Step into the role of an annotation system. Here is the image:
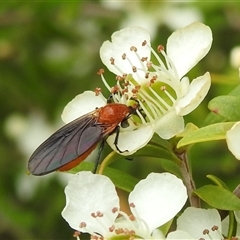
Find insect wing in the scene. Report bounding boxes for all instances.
[28,114,104,175]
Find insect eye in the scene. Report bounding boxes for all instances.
[121,120,130,128]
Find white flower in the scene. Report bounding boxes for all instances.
[62,22,212,156]
[167,207,224,240]
[226,122,240,160]
[62,171,187,239]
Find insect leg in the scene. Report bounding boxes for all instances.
[92,140,105,174]
[113,126,128,153]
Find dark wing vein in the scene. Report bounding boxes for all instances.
[28,114,104,175]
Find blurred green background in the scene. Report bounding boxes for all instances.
[1,1,240,239]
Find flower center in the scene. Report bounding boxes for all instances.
[97,40,185,126]
[77,205,154,240]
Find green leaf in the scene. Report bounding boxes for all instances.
[68,161,139,192]
[133,143,179,163]
[206,174,230,190]
[102,167,139,192]
[160,159,181,178]
[177,122,235,148]
[194,185,240,210]
[208,96,240,121]
[176,123,199,138]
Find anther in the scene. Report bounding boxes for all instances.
[142,40,147,46]
[73,231,80,238]
[109,225,115,232]
[94,87,102,96]
[211,225,218,231]
[129,230,135,236]
[122,73,127,79]
[203,229,210,235]
[160,86,166,91]
[123,80,130,87]
[97,68,104,75]
[141,57,148,62]
[132,66,137,72]
[146,61,152,69]
[112,207,118,213]
[96,211,103,217]
[122,88,128,94]
[129,202,136,208]
[115,228,124,234]
[157,45,164,52]
[129,214,135,221]
[145,72,150,79]
[91,213,97,218]
[79,222,87,228]
[110,57,115,65]
[116,75,123,81]
[130,46,137,52]
[132,85,141,94]
[111,85,119,94]
[122,53,126,60]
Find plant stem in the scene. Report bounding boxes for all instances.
[177,151,200,207]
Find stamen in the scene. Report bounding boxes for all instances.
[130,46,137,52]
[157,45,164,52]
[112,207,118,213]
[129,202,136,208]
[94,87,102,96]
[115,228,124,234]
[97,211,104,217]
[79,222,87,228]
[146,61,152,69]
[203,229,210,235]
[110,57,115,65]
[129,214,135,221]
[122,53,126,60]
[111,85,120,94]
[135,95,156,122]
[139,87,167,115]
[73,231,81,238]
[148,44,166,69]
[211,225,218,231]
[122,73,127,79]
[145,72,150,79]
[97,68,104,75]
[161,86,176,104]
[142,40,147,46]
[148,86,171,111]
[160,49,178,76]
[99,73,111,92]
[109,225,115,232]
[132,66,137,72]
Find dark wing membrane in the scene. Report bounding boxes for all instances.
[28,114,104,175]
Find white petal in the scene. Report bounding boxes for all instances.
[176,72,211,116]
[177,207,222,239]
[226,122,240,160]
[100,27,151,80]
[61,91,106,123]
[167,22,212,79]
[155,110,185,139]
[129,172,187,234]
[167,230,195,239]
[62,171,119,235]
[179,76,190,97]
[106,124,154,155]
